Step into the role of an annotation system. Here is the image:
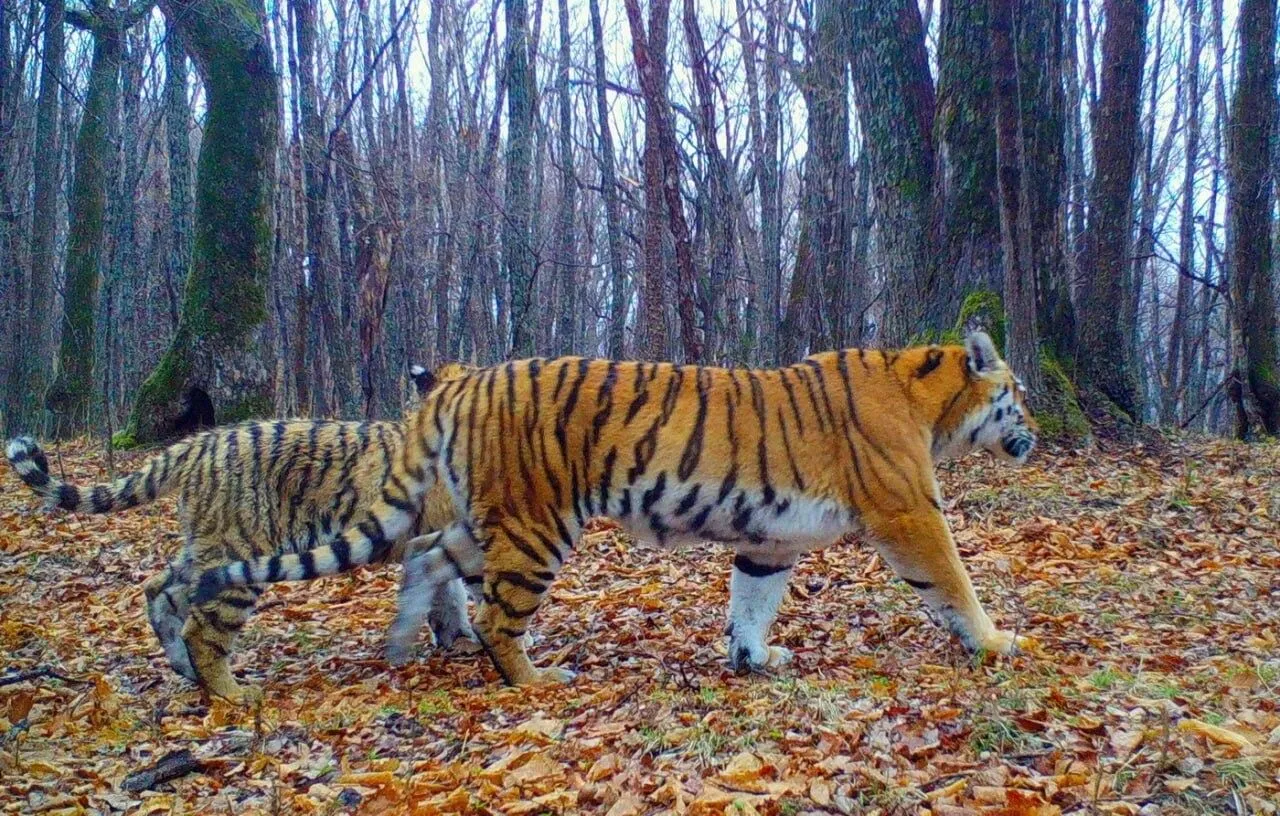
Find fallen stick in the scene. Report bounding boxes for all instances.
[0,667,88,687]
[121,749,206,792]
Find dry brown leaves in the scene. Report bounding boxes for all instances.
[1,436,1278,814]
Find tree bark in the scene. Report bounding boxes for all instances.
[785,0,854,361]
[125,0,279,443]
[588,0,628,359]
[991,0,1042,396]
[504,0,536,357]
[47,4,149,437]
[1163,0,1203,423]
[935,0,1001,306]
[1227,0,1279,436]
[553,0,577,356]
[848,0,940,345]
[1075,0,1147,420]
[625,0,669,362]
[7,1,63,436]
[163,24,192,332]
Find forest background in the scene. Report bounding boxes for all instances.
[0,0,1276,445]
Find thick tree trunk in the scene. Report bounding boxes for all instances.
[588,0,628,359]
[125,0,279,443]
[1075,0,1147,420]
[935,0,1001,305]
[7,2,63,436]
[991,0,1042,396]
[504,0,536,357]
[1227,0,1280,436]
[48,6,147,437]
[848,0,941,345]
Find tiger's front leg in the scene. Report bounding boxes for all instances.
[726,552,797,673]
[865,506,1019,656]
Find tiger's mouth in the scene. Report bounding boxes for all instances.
[1001,433,1036,463]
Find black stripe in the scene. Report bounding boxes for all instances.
[640,471,667,513]
[678,368,709,481]
[733,554,789,578]
[915,348,944,379]
[675,484,701,515]
[903,577,935,590]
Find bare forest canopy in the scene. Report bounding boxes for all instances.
[0,0,1277,442]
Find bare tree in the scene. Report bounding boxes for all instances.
[587,0,627,359]
[848,0,941,345]
[1075,0,1147,419]
[504,0,536,356]
[1226,0,1279,436]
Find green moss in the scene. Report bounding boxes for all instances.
[221,394,273,423]
[111,430,138,449]
[956,289,1006,353]
[1035,350,1090,441]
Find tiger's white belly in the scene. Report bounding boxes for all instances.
[612,480,855,554]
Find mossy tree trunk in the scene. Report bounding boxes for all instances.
[1226,0,1279,437]
[123,0,279,444]
[1075,0,1147,421]
[46,2,151,439]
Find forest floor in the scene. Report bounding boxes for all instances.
[1,436,1278,815]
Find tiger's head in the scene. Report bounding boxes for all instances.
[932,331,1038,464]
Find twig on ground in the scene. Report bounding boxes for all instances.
[0,666,89,687]
[120,749,206,792]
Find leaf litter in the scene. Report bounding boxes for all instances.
[0,437,1277,814]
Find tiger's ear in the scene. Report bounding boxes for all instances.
[965,331,1001,375]
[409,364,436,397]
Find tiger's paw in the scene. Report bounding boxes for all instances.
[728,642,793,675]
[386,639,416,668]
[531,666,577,686]
[976,629,1021,657]
[209,679,263,707]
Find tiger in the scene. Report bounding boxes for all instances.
[192,331,1037,689]
[5,363,479,704]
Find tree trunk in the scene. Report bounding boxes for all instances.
[504,0,536,357]
[625,0,669,362]
[848,0,940,345]
[683,0,736,364]
[1075,0,1147,420]
[1227,0,1279,436]
[47,6,148,437]
[1163,0,1203,423]
[163,24,192,332]
[991,0,1042,396]
[7,1,63,436]
[125,0,279,443]
[553,0,577,356]
[785,0,854,361]
[588,0,627,359]
[935,0,1001,306]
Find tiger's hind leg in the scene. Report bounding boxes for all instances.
[181,534,264,704]
[386,525,484,665]
[471,518,576,686]
[143,552,198,681]
[726,552,797,674]
[865,506,1018,656]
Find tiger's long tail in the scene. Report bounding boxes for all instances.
[190,411,442,603]
[5,435,193,513]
